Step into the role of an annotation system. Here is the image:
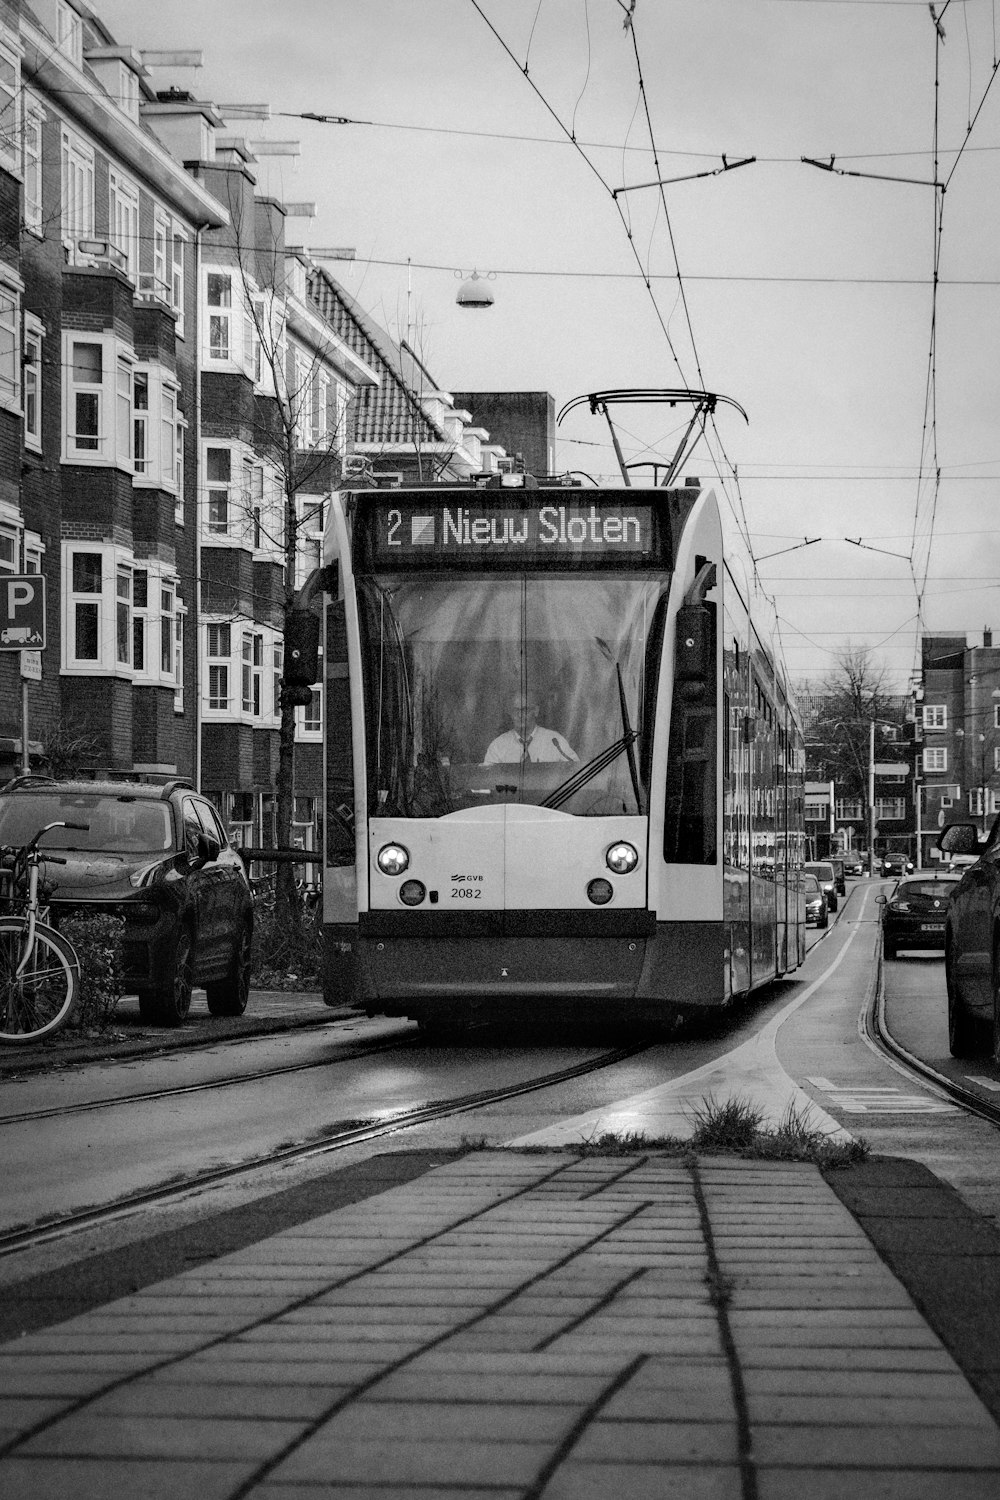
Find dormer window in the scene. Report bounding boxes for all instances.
[118,62,140,122]
[56,1,82,68]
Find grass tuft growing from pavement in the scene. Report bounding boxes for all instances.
[500,1094,869,1169]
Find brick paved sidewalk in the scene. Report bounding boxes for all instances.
[2,1152,1000,1499]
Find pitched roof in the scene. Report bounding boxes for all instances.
[308,270,452,453]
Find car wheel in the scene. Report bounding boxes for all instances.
[138,926,194,1027]
[206,919,252,1017]
[947,936,981,1058]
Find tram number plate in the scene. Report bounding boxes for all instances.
[920,923,945,931]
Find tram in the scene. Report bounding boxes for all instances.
[317,401,806,1032]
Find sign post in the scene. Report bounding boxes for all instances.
[0,575,46,775]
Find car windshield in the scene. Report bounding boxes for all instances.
[0,793,173,853]
[897,879,958,899]
[805,864,833,880]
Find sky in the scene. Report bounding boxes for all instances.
[94,0,1000,693]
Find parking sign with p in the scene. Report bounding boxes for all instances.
[0,574,45,649]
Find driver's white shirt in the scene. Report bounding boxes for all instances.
[483,726,577,765]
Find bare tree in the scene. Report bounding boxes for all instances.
[804,644,902,827]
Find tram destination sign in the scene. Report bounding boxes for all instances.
[359,495,663,570]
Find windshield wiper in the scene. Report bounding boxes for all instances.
[542,664,643,813]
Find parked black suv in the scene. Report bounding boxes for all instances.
[0,777,253,1026]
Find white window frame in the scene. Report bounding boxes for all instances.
[205,621,232,713]
[174,603,186,713]
[205,267,239,365]
[61,542,138,677]
[23,315,42,452]
[0,36,21,178]
[836,798,863,821]
[117,61,140,122]
[0,277,20,414]
[22,95,44,234]
[109,169,140,282]
[56,2,83,68]
[923,747,948,773]
[61,129,94,257]
[63,333,135,470]
[296,686,323,741]
[171,229,186,339]
[922,704,947,730]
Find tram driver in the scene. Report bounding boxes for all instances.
[483,689,578,765]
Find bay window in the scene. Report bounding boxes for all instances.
[109,170,140,281]
[207,271,233,361]
[0,38,20,177]
[207,623,231,711]
[61,129,94,254]
[64,335,136,469]
[0,279,20,412]
[23,98,43,233]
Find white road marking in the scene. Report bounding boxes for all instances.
[966,1076,1000,1092]
[509,923,863,1147]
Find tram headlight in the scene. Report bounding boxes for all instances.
[587,878,614,906]
[399,879,426,906]
[606,841,638,875]
[377,843,410,877]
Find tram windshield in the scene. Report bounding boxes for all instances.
[357,572,667,819]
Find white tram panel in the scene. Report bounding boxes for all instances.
[369,805,648,911]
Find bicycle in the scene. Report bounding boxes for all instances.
[0,821,87,1043]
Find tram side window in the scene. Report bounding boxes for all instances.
[664,601,718,864]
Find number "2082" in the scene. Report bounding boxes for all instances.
[450,887,481,899]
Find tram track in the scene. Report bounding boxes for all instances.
[0,1027,418,1126]
[865,945,1000,1130]
[0,1042,649,1259]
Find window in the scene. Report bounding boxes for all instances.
[132,567,147,672]
[207,623,231,711]
[207,271,233,361]
[875,798,905,822]
[23,320,42,451]
[109,171,140,281]
[206,447,232,534]
[0,516,42,577]
[922,704,947,730]
[116,355,132,467]
[56,2,83,67]
[995,746,1000,774]
[298,686,322,738]
[242,630,262,715]
[0,39,20,176]
[968,788,1000,816]
[175,421,186,525]
[174,606,185,712]
[115,565,132,667]
[836,798,863,821]
[160,382,177,488]
[923,747,948,773]
[69,341,102,453]
[23,99,43,233]
[0,282,19,411]
[61,130,94,253]
[67,550,102,663]
[804,800,826,822]
[160,582,175,675]
[118,62,140,121]
[133,371,149,474]
[272,640,283,721]
[151,211,169,302]
[171,230,186,338]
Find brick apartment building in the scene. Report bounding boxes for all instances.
[0,0,525,866]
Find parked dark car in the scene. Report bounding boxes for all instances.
[829,857,847,896]
[803,861,838,913]
[841,851,864,877]
[938,821,1000,1059]
[0,777,252,1026]
[800,873,828,928]
[880,851,913,878]
[877,874,958,960]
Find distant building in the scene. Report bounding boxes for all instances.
[451,392,556,479]
[918,629,1000,861]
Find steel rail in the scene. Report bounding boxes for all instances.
[0,1043,648,1259]
[0,1027,417,1126]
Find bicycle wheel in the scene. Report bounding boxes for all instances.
[0,917,79,1043]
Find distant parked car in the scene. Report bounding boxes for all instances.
[841,851,864,877]
[880,851,913,878]
[938,822,1000,1058]
[800,873,828,928]
[0,776,253,1027]
[803,861,838,912]
[877,874,958,961]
